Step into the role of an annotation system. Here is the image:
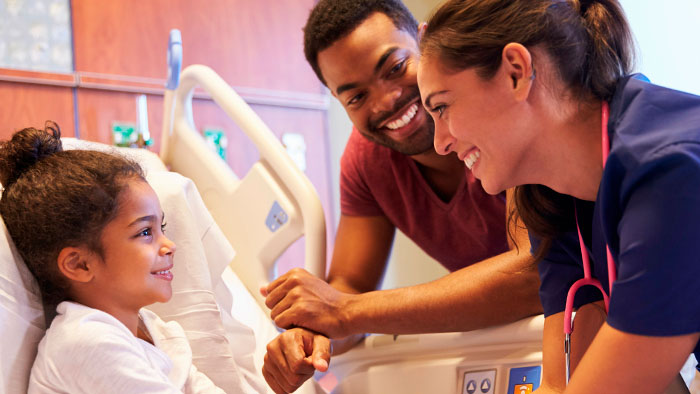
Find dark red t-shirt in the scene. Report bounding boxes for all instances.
[340,129,509,272]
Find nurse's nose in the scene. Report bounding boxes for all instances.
[371,83,402,114]
[434,123,457,156]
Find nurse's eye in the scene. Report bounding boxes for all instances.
[431,104,446,118]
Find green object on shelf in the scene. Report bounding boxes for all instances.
[203,128,227,160]
[112,122,153,148]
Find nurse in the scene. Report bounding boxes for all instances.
[417,0,700,393]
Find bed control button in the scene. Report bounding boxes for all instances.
[462,369,495,394]
[480,378,491,393]
[466,380,477,394]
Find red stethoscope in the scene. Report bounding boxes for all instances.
[564,101,616,384]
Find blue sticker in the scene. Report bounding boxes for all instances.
[265,201,288,232]
[507,365,541,394]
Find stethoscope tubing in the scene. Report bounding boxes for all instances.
[564,101,616,384]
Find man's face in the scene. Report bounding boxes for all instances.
[317,12,434,156]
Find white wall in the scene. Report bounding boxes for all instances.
[621,0,700,96]
[325,0,700,290]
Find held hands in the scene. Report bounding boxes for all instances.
[262,328,331,394]
[261,268,352,338]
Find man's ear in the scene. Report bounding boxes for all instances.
[57,246,95,283]
[417,22,428,41]
[502,43,534,101]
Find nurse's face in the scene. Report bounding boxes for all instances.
[317,12,434,156]
[417,56,532,194]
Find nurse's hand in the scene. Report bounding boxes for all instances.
[261,268,353,338]
[262,328,330,394]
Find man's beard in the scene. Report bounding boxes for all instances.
[363,88,435,156]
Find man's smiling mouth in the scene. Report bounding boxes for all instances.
[384,103,419,130]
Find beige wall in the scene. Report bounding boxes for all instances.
[402,0,442,21]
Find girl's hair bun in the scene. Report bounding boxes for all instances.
[0,121,63,189]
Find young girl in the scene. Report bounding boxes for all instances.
[418,0,700,393]
[0,123,225,393]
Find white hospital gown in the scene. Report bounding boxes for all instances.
[28,301,225,393]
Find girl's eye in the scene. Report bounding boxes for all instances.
[161,222,167,234]
[138,228,153,237]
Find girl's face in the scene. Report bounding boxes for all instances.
[89,179,176,315]
[417,56,533,195]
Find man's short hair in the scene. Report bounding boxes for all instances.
[304,0,418,86]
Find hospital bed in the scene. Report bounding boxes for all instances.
[3,30,693,394]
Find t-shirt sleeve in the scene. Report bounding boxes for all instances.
[339,133,385,216]
[607,144,700,336]
[534,234,605,317]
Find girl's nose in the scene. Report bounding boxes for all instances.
[160,237,176,256]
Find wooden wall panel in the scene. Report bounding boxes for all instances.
[71,0,322,94]
[0,82,75,140]
[76,89,164,147]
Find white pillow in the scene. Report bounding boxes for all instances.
[0,217,45,394]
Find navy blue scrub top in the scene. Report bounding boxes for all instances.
[532,75,700,362]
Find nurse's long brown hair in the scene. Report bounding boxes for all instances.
[421,0,634,259]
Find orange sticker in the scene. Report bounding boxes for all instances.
[513,384,533,394]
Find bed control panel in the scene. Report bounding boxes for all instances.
[458,365,541,394]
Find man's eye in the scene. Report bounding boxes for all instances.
[348,93,365,105]
[389,60,406,75]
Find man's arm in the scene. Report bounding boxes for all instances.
[326,214,396,294]
[261,214,396,392]
[264,191,542,338]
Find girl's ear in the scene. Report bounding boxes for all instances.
[502,43,535,102]
[57,246,95,283]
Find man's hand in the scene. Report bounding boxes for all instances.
[261,268,353,338]
[262,328,331,394]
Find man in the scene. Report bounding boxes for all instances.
[260,1,542,392]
